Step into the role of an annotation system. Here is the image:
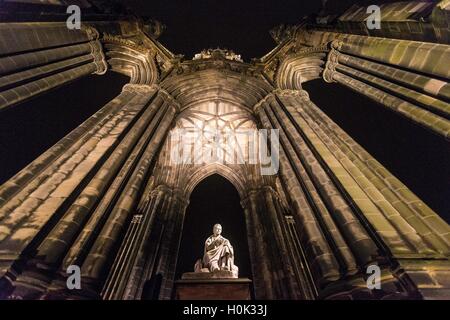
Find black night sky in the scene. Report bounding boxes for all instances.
[122,0,322,60]
[0,1,449,280]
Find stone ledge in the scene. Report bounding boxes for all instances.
[182,270,236,280]
[174,278,252,300]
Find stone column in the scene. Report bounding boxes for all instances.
[101,183,188,301]
[285,91,450,256]
[69,91,177,299]
[322,41,450,140]
[0,86,148,290]
[116,184,174,300]
[257,88,450,298]
[0,84,178,299]
[303,31,450,79]
[241,186,302,299]
[153,189,188,300]
[283,215,318,299]
[254,94,361,291]
[335,52,450,103]
[0,24,107,111]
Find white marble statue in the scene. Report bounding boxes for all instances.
[194,224,238,278]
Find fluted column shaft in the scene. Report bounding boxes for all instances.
[122,186,173,300]
[0,84,178,299]
[77,94,177,297]
[241,187,293,299]
[241,186,303,299]
[255,88,450,298]
[0,23,107,111]
[329,71,450,139]
[156,191,188,300]
[0,87,145,281]
[322,42,450,139]
[336,52,450,103]
[255,96,360,288]
[305,31,450,79]
[34,88,163,268]
[288,92,450,255]
[242,200,273,299]
[102,182,188,301]
[102,184,174,300]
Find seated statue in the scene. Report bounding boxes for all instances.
[193,224,238,278]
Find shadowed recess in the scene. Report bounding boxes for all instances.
[175,174,252,280]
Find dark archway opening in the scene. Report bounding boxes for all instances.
[303,79,450,223]
[175,174,252,281]
[0,72,129,185]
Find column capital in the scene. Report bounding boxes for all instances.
[329,40,344,51]
[158,88,181,113]
[81,25,101,41]
[253,93,275,114]
[89,41,108,75]
[323,42,341,83]
[149,184,188,205]
[122,83,159,94]
[273,88,310,100]
[240,185,279,207]
[253,89,310,114]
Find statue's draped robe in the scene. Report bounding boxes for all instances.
[203,235,234,271]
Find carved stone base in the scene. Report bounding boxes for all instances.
[182,270,236,280]
[174,278,252,300]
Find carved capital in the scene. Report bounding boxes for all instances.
[330,40,344,51]
[81,25,100,41]
[148,184,187,205]
[89,41,108,75]
[241,185,279,208]
[322,43,341,83]
[150,184,173,198]
[122,83,159,94]
[102,33,153,55]
[253,93,275,114]
[274,88,310,100]
[171,187,189,206]
[131,215,143,224]
[158,88,181,114]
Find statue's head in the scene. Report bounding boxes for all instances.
[213,224,222,236]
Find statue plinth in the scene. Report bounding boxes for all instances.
[182,270,235,280]
[174,278,252,300]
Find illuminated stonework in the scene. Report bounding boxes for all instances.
[170,101,257,165]
[0,0,449,301]
[193,48,243,62]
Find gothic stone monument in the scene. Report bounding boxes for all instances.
[0,0,450,300]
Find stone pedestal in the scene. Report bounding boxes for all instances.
[174,278,252,300]
[182,270,236,280]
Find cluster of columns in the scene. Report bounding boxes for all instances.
[321,36,450,140]
[253,88,450,299]
[0,78,179,298]
[241,186,311,299]
[0,18,183,299]
[0,23,107,112]
[102,183,188,300]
